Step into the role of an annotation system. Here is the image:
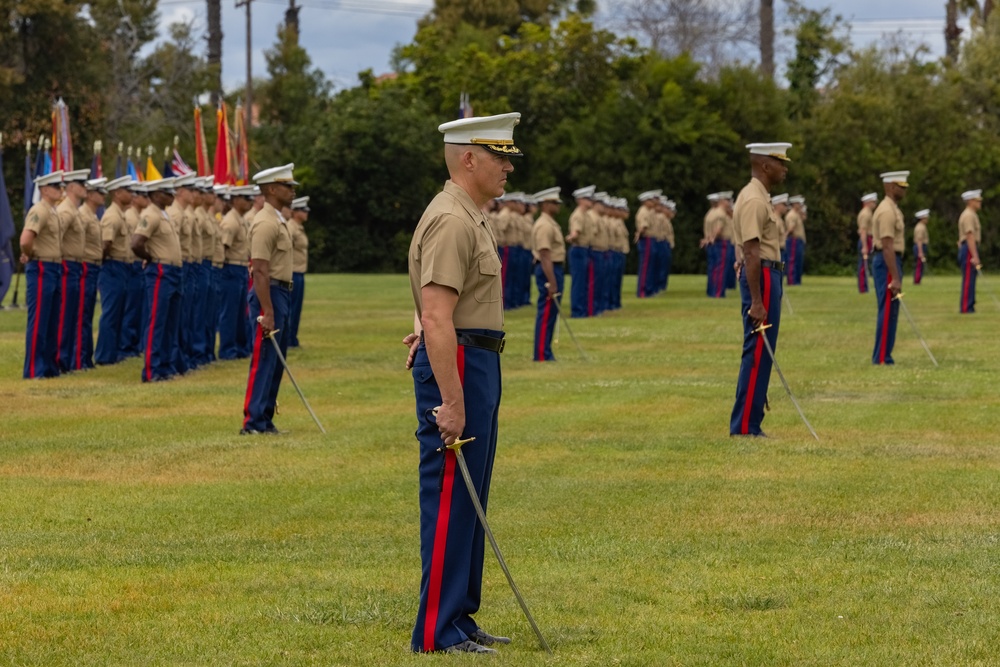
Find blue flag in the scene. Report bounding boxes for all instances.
[0,148,16,303]
[24,147,35,211]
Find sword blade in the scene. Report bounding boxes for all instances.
[548,296,588,361]
[450,446,553,654]
[897,299,938,367]
[759,332,819,441]
[266,334,327,433]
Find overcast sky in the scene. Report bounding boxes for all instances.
[153,0,967,93]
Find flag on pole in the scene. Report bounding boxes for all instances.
[126,146,141,181]
[213,100,233,185]
[145,146,163,181]
[170,136,193,176]
[115,142,123,179]
[162,146,175,178]
[0,142,17,304]
[194,105,211,177]
[90,140,103,178]
[458,92,473,119]
[232,101,250,185]
[51,99,73,172]
[24,140,35,210]
[32,137,49,205]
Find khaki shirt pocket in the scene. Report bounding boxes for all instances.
[276,231,292,252]
[474,255,502,303]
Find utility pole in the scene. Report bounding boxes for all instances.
[285,0,300,43]
[235,0,253,129]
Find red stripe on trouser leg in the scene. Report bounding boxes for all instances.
[639,240,649,296]
[879,277,891,363]
[144,265,163,381]
[587,262,594,316]
[422,344,466,651]
[75,264,87,370]
[538,299,551,360]
[57,262,68,367]
[962,253,972,312]
[243,314,266,428]
[29,263,45,378]
[741,268,772,434]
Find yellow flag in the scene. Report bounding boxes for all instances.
[146,157,163,181]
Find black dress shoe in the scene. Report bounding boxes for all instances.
[239,428,263,436]
[442,640,497,655]
[471,628,511,646]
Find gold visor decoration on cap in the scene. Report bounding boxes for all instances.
[470,138,523,156]
[769,152,791,162]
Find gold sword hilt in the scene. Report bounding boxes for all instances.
[256,315,280,338]
[893,292,904,301]
[752,323,773,334]
[431,407,476,451]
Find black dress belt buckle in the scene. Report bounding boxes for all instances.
[269,278,293,291]
[456,332,505,354]
[761,259,785,272]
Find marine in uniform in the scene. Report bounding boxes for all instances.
[857,192,878,293]
[208,180,229,357]
[402,112,519,655]
[219,186,253,360]
[531,187,565,360]
[20,171,65,379]
[957,189,982,313]
[659,196,676,292]
[871,171,908,365]
[589,193,610,314]
[131,178,184,382]
[195,176,219,365]
[78,177,107,370]
[120,185,149,359]
[56,169,91,372]
[913,209,929,284]
[703,193,728,297]
[611,198,629,308]
[288,196,310,347]
[785,195,806,285]
[634,190,661,298]
[242,164,297,435]
[566,186,595,316]
[730,143,791,437]
[170,174,199,372]
[95,176,136,365]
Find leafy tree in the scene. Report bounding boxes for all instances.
[784,0,848,119]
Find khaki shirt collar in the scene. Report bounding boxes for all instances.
[443,180,488,227]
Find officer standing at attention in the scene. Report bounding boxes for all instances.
[20,171,65,379]
[195,177,218,365]
[120,184,149,359]
[590,193,610,315]
[957,189,982,313]
[219,187,253,360]
[56,169,91,373]
[95,176,135,365]
[242,164,297,435]
[530,187,565,361]
[785,195,806,285]
[131,178,183,382]
[857,192,878,293]
[170,173,199,372]
[78,177,107,370]
[913,209,929,284]
[566,185,595,317]
[730,142,791,437]
[401,112,519,655]
[288,196,310,348]
[634,190,661,298]
[871,171,908,365]
[659,196,676,292]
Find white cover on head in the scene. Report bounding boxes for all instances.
[85,177,108,192]
[746,142,792,161]
[638,189,662,202]
[253,163,298,185]
[880,171,909,185]
[105,176,135,191]
[63,169,92,183]
[915,209,929,219]
[145,178,176,192]
[35,171,64,187]
[291,196,310,210]
[572,185,596,199]
[533,187,561,203]
[173,173,198,188]
[771,193,789,205]
[861,192,878,203]
[718,191,733,200]
[438,112,522,156]
[707,193,720,202]
[962,189,982,201]
[789,195,805,204]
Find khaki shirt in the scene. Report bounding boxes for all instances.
[720,212,735,242]
[126,206,142,261]
[79,204,103,264]
[635,205,654,236]
[136,203,183,266]
[663,215,675,248]
[289,218,309,273]
[591,215,610,251]
[617,218,631,252]
[221,209,250,264]
[249,203,294,283]
[857,207,873,236]
[409,180,503,331]
[531,212,566,263]
[733,178,781,262]
[495,208,515,247]
[101,202,131,261]
[777,214,788,245]
[913,221,929,245]
[24,202,62,260]
[213,214,226,265]
[568,206,591,247]
[958,207,981,243]
[872,197,904,253]
[786,209,806,241]
[197,207,216,260]
[167,203,192,262]
[57,197,87,261]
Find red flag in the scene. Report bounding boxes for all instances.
[213,101,233,185]
[233,102,250,185]
[194,106,210,177]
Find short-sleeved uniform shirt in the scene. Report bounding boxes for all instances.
[249,203,294,283]
[531,212,566,263]
[136,203,183,266]
[872,197,904,253]
[720,211,735,242]
[786,208,806,241]
[591,215,610,251]
[197,207,216,260]
[494,207,515,247]
[125,206,143,261]
[167,202,192,262]
[732,178,781,262]
[568,206,591,247]
[662,213,675,247]
[79,204,103,264]
[58,197,87,261]
[24,202,62,260]
[101,202,131,261]
[289,218,309,273]
[958,207,981,244]
[635,205,653,237]
[408,180,504,331]
[212,213,226,265]
[857,206,874,237]
[221,209,250,263]
[913,221,929,246]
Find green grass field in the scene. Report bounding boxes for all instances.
[1,273,999,666]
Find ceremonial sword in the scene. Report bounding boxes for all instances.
[893,294,938,367]
[753,324,819,441]
[258,317,327,433]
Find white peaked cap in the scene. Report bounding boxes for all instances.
[291,196,310,210]
[789,195,805,204]
[707,193,720,202]
[573,185,596,199]
[861,192,878,203]
[915,209,930,218]
[638,189,662,202]
[880,171,910,186]
[746,142,792,161]
[771,193,789,205]
[231,185,256,197]
[105,176,135,191]
[533,187,561,203]
[593,191,608,204]
[253,163,299,186]
[131,182,152,194]
[438,112,522,157]
[718,191,734,200]
[200,176,216,190]
[34,171,63,187]
[85,177,108,192]
[214,185,232,198]
[63,169,92,183]
[962,189,982,201]
[145,178,176,192]
[665,199,677,211]
[173,173,198,188]
[252,185,262,196]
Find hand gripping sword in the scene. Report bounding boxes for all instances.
[432,410,553,653]
[975,266,1000,312]
[257,317,327,433]
[544,283,588,361]
[753,324,819,441]
[893,294,938,367]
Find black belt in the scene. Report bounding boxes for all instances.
[270,278,293,291]
[457,332,505,354]
[761,259,784,272]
